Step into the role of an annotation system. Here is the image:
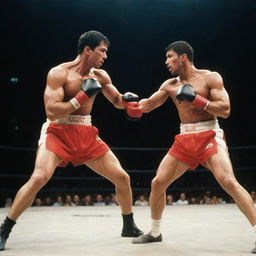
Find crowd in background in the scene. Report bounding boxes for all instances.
[2,190,256,208]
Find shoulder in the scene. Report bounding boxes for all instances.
[46,65,69,87]
[160,77,178,90]
[91,68,110,79]
[47,65,68,81]
[91,68,111,84]
[202,70,222,80]
[203,70,224,88]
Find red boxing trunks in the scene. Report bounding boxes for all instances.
[168,119,227,170]
[38,115,110,167]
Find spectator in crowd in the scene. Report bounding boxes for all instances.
[166,194,174,205]
[134,195,149,206]
[0,191,234,208]
[210,196,220,204]
[52,196,63,207]
[33,198,43,207]
[189,197,198,205]
[4,198,13,208]
[109,193,119,206]
[4,197,12,208]
[218,197,226,204]
[63,194,73,206]
[199,194,211,205]
[93,194,106,206]
[104,195,111,205]
[175,193,188,205]
[44,196,53,206]
[81,195,93,206]
[72,194,81,206]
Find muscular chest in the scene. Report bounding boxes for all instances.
[63,82,81,101]
[168,77,209,100]
[63,72,97,100]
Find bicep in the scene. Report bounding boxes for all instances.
[208,73,230,104]
[206,72,231,118]
[210,87,230,104]
[44,85,65,107]
[44,69,66,108]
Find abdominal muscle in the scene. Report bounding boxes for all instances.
[176,102,215,124]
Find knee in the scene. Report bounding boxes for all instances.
[114,172,130,187]
[151,177,166,192]
[29,169,51,189]
[220,176,239,192]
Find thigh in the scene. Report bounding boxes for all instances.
[32,142,62,177]
[85,151,126,182]
[205,145,235,181]
[154,154,189,187]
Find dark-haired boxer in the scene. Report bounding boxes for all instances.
[0,30,143,251]
[131,41,256,254]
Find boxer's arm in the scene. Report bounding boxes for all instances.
[44,68,77,121]
[93,69,143,120]
[103,82,125,109]
[140,82,169,113]
[204,72,230,119]
[92,69,125,108]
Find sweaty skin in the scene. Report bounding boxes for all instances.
[140,50,230,123]
[7,41,134,221]
[44,42,125,122]
[0,33,143,253]
[135,48,256,233]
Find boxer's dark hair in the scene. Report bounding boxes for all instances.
[78,30,110,54]
[166,41,194,62]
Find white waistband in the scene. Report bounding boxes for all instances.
[52,115,92,125]
[180,119,219,134]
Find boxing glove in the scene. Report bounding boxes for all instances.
[122,92,143,121]
[176,84,209,110]
[70,78,102,109]
[122,92,139,103]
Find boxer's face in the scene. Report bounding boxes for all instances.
[89,41,108,68]
[165,50,183,75]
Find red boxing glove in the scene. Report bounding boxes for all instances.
[176,84,209,110]
[192,95,209,110]
[69,78,102,110]
[125,102,143,121]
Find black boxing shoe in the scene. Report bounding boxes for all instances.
[0,217,16,251]
[121,222,144,237]
[132,233,162,244]
[121,213,143,237]
[0,234,7,251]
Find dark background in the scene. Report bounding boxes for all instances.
[0,0,256,203]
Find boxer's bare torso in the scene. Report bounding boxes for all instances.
[162,69,216,123]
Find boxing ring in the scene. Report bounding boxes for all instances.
[0,145,256,255]
[0,204,254,256]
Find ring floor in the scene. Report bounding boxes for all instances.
[0,204,255,256]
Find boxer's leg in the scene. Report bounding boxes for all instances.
[132,154,188,244]
[86,150,143,237]
[205,146,256,253]
[0,143,61,251]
